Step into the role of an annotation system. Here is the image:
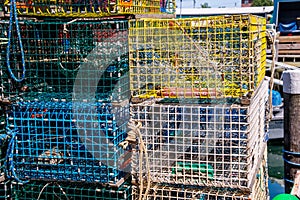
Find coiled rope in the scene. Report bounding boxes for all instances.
[5,128,29,184]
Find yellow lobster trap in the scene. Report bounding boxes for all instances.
[4,0,176,17]
[129,14,267,99]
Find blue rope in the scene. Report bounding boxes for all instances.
[284,178,294,184]
[283,156,300,167]
[6,0,26,82]
[5,128,29,184]
[283,149,300,167]
[283,149,300,156]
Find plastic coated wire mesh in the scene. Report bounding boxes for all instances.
[11,181,132,199]
[6,99,131,184]
[0,181,12,200]
[0,19,130,103]
[132,150,269,200]
[0,104,8,182]
[132,185,259,200]
[4,0,176,17]
[131,80,268,189]
[128,15,266,99]
[0,133,9,183]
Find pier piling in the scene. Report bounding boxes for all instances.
[283,70,300,193]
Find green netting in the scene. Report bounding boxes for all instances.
[1,19,130,103]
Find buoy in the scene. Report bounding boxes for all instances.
[272,194,299,200]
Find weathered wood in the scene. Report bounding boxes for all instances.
[291,170,300,198]
[134,14,176,19]
[278,43,300,49]
[277,36,300,59]
[278,50,300,54]
[283,70,300,194]
[279,36,300,43]
[278,54,300,58]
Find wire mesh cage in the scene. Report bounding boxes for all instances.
[6,99,131,184]
[0,104,9,182]
[132,185,263,200]
[129,15,267,100]
[131,80,268,189]
[132,152,269,200]
[0,181,12,200]
[11,180,132,199]
[4,0,176,18]
[0,132,9,183]
[0,19,130,103]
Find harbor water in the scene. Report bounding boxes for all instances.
[268,139,285,199]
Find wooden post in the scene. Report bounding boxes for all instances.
[283,70,300,193]
[291,170,300,198]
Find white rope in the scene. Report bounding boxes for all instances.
[266,28,278,121]
[119,106,151,200]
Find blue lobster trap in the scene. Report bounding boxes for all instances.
[0,19,130,103]
[6,99,131,185]
[12,180,132,199]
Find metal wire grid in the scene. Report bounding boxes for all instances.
[6,100,131,184]
[1,19,130,103]
[131,80,268,189]
[11,181,132,199]
[132,149,269,200]
[0,104,9,183]
[0,181,12,200]
[132,186,258,200]
[128,15,267,99]
[0,133,9,183]
[4,0,176,17]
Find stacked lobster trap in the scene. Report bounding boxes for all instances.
[11,180,132,199]
[132,149,269,200]
[0,0,180,196]
[129,15,266,100]
[129,15,270,199]
[1,19,132,186]
[0,180,12,200]
[3,0,176,18]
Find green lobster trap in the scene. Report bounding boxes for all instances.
[128,14,267,100]
[0,181,12,200]
[1,19,130,103]
[12,180,132,199]
[4,0,176,18]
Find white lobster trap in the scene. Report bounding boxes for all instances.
[131,80,269,189]
[132,147,269,200]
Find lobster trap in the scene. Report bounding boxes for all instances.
[0,181,12,200]
[129,15,267,100]
[0,103,9,182]
[6,99,131,184]
[132,150,269,200]
[11,180,132,199]
[0,19,130,103]
[0,130,9,183]
[4,0,176,18]
[131,80,269,189]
